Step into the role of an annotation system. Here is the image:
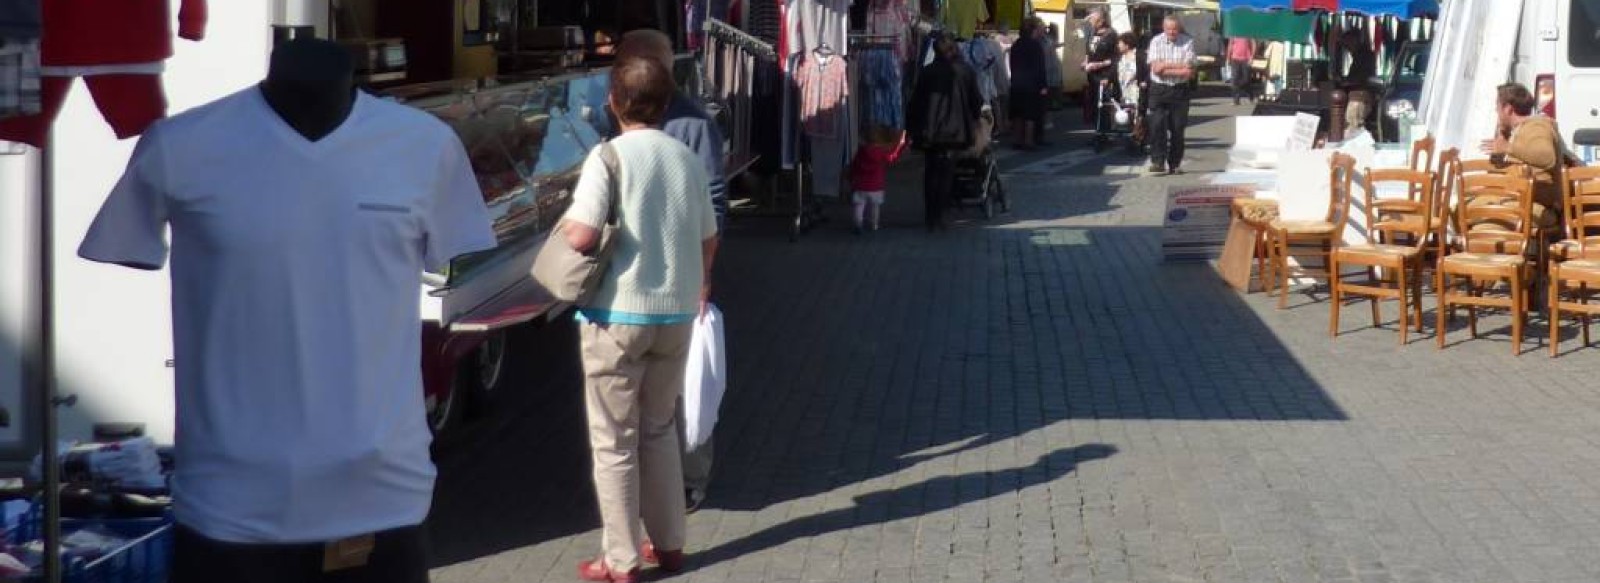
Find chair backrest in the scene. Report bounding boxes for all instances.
[1364,167,1436,246]
[1563,165,1600,256]
[1434,148,1462,247]
[1407,135,1437,201]
[1457,171,1536,255]
[1327,152,1358,231]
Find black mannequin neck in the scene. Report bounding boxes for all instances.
[259,39,357,142]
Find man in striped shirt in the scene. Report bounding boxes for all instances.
[1145,15,1196,175]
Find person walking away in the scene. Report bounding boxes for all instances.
[1340,29,1376,137]
[849,127,910,234]
[1146,16,1196,175]
[1480,83,1573,233]
[615,28,725,514]
[1227,36,1255,105]
[910,35,985,232]
[1008,19,1048,150]
[561,55,720,583]
[1081,9,1118,125]
[1115,32,1146,145]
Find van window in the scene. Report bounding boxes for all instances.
[1573,0,1600,67]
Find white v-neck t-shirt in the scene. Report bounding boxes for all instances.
[78,88,497,543]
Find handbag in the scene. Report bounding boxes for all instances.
[530,141,621,304]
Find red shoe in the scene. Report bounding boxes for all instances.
[641,540,686,573]
[578,558,640,583]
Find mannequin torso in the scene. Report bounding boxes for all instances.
[258,39,356,142]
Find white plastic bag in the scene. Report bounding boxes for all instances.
[682,304,726,451]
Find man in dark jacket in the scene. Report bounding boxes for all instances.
[909,35,985,232]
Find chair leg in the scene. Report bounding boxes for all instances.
[1437,270,1448,349]
[1254,233,1268,293]
[1398,264,1410,346]
[1276,233,1289,310]
[1329,255,1342,338]
[1468,282,1480,338]
[1368,267,1380,327]
[1512,272,1525,356]
[1550,273,1561,357]
[1412,261,1425,333]
[1582,283,1591,347]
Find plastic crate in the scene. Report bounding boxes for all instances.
[8,507,173,583]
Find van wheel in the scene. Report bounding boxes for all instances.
[427,381,462,435]
[465,331,508,417]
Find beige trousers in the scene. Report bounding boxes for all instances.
[580,321,693,571]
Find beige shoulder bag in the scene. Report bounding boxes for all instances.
[531,141,621,304]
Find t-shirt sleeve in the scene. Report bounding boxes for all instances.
[564,145,612,229]
[423,137,498,272]
[78,129,171,270]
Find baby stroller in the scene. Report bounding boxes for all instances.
[1090,80,1142,154]
[951,111,1009,219]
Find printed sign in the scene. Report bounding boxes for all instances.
[1285,112,1320,151]
[1162,184,1258,263]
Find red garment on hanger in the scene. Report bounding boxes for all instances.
[42,0,207,66]
[0,75,167,147]
[1293,0,1339,11]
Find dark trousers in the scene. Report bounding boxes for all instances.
[171,524,430,583]
[1229,60,1252,100]
[1147,83,1191,170]
[923,148,953,228]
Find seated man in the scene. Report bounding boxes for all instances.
[1480,82,1570,231]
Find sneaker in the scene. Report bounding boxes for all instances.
[1148,163,1167,175]
[1169,166,1185,175]
[685,487,705,514]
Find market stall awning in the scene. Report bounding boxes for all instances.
[1222,6,1317,42]
[1033,0,1071,14]
[1220,0,1438,17]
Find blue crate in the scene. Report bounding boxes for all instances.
[8,506,173,583]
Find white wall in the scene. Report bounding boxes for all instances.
[0,1,288,448]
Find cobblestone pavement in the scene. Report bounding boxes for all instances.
[428,92,1600,583]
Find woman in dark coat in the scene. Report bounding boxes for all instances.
[1008,18,1049,150]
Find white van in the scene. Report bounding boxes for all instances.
[1418,0,1600,160]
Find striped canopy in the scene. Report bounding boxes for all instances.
[1219,0,1438,17]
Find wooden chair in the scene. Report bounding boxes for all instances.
[1547,166,1600,355]
[1269,153,1356,309]
[1329,167,1436,344]
[1407,134,1437,201]
[1436,171,1538,354]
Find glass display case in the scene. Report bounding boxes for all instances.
[397,69,613,288]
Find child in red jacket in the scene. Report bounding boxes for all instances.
[848,127,909,234]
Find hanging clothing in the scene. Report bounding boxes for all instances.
[0,39,40,120]
[0,0,40,40]
[962,37,1003,103]
[941,0,988,40]
[860,48,903,129]
[867,0,914,63]
[43,0,207,66]
[795,53,849,138]
[786,0,850,59]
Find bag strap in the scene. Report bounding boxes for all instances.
[598,141,621,227]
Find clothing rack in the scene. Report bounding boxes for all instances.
[704,18,776,62]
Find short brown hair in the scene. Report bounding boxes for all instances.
[609,54,675,126]
[1497,83,1536,116]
